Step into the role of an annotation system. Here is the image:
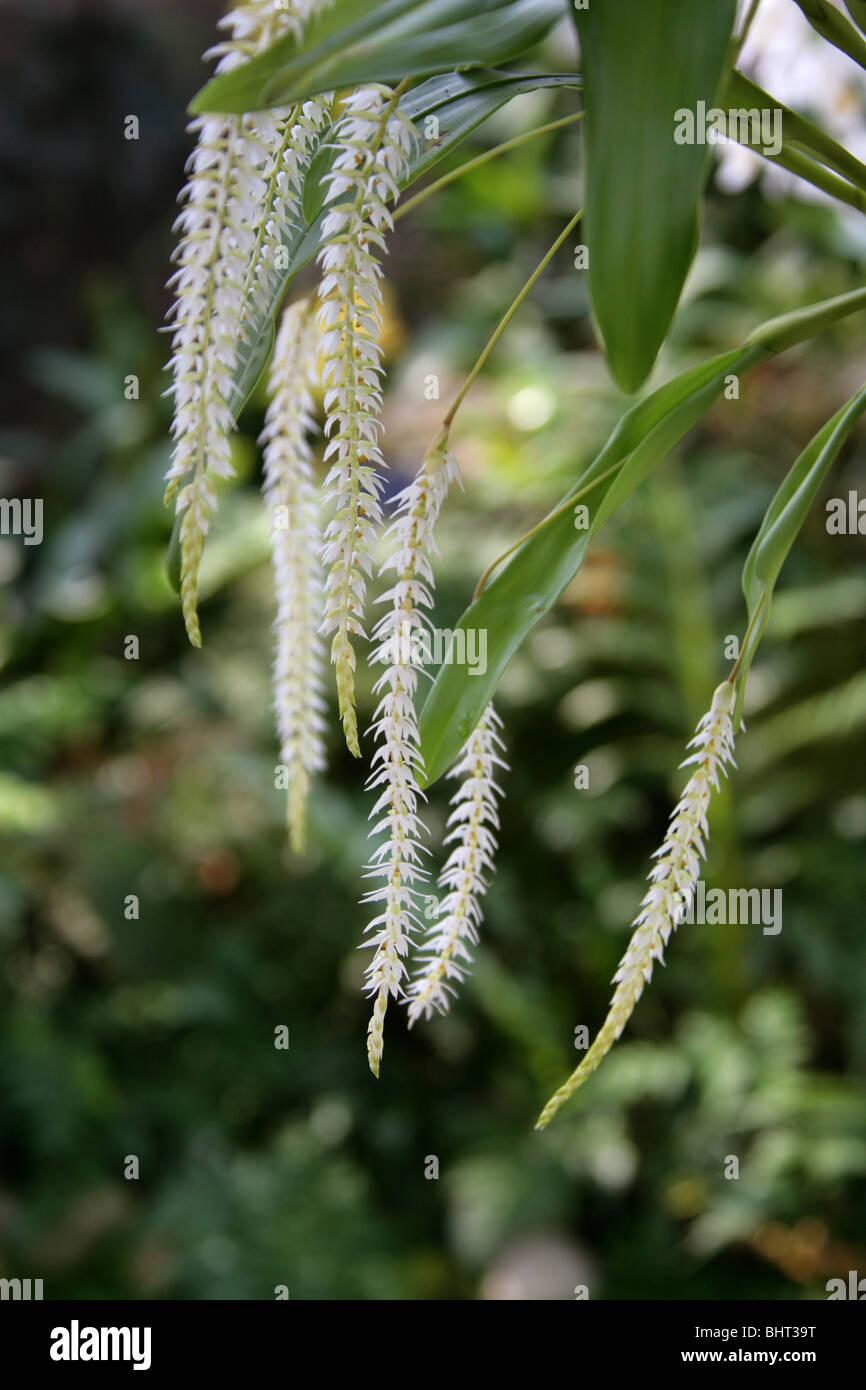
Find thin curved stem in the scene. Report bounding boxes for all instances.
[734,0,762,58]
[443,208,583,430]
[727,592,767,686]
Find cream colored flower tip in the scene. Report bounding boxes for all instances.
[535,680,738,1130]
[206,1,307,66]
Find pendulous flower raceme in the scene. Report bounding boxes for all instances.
[316,86,417,759]
[164,103,262,647]
[536,679,739,1129]
[162,4,504,1087]
[362,434,457,1077]
[164,1,328,648]
[163,4,758,1123]
[407,704,508,1025]
[260,296,327,854]
[239,97,331,344]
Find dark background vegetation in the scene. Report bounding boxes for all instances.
[1,0,865,1299]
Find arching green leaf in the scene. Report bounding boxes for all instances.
[734,382,866,721]
[724,70,866,210]
[190,0,565,114]
[417,287,866,786]
[576,0,737,393]
[793,0,866,70]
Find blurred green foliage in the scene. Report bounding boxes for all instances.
[1,1,865,1300]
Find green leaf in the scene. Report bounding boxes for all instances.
[845,1,866,38]
[190,0,565,114]
[792,0,866,70]
[756,144,866,215]
[576,0,737,394]
[734,382,866,721]
[417,286,866,786]
[226,70,579,422]
[418,348,750,785]
[724,70,866,209]
[398,69,579,181]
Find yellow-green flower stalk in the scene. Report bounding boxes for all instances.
[260,296,326,853]
[316,86,416,757]
[536,679,738,1129]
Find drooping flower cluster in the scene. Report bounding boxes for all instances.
[362,436,457,1076]
[161,8,762,1122]
[316,87,416,757]
[240,97,330,338]
[260,297,327,853]
[536,679,738,1128]
[165,106,260,645]
[152,5,767,1106]
[165,1,327,647]
[407,704,508,1025]
[206,0,310,68]
[164,6,508,1077]
[163,5,757,1121]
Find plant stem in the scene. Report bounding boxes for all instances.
[734,0,763,57]
[442,208,583,430]
[727,593,767,686]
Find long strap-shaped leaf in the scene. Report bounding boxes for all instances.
[846,1,866,38]
[190,0,565,114]
[417,286,866,786]
[733,381,866,723]
[793,0,866,69]
[724,70,866,211]
[577,0,737,393]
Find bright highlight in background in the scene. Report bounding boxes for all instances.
[506,384,556,430]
